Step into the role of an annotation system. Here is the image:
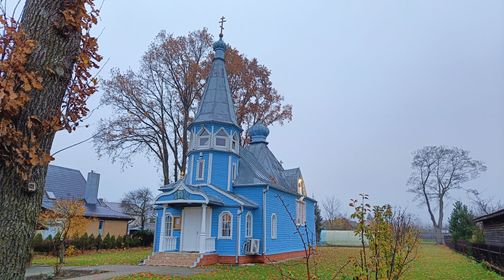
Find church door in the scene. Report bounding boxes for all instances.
[181,207,202,252]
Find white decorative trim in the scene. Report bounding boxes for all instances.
[196,159,205,181]
[180,209,185,252]
[197,127,211,149]
[227,155,232,191]
[218,211,233,239]
[207,184,248,206]
[207,153,213,184]
[154,183,210,204]
[214,127,229,149]
[245,211,253,238]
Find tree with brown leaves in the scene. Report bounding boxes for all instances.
[39,200,90,266]
[0,0,101,278]
[94,29,292,184]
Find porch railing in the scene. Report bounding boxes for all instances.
[206,237,216,252]
[162,236,177,252]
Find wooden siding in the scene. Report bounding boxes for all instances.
[483,215,504,247]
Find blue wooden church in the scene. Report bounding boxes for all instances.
[148,32,316,267]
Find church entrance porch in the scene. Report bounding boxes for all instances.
[159,203,215,254]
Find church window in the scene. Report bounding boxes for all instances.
[231,133,239,151]
[232,163,237,181]
[215,128,228,147]
[271,213,277,239]
[297,178,305,196]
[165,213,173,237]
[245,212,253,238]
[196,159,205,180]
[296,200,306,225]
[198,128,210,147]
[218,211,233,239]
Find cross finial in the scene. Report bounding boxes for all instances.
[219,16,226,38]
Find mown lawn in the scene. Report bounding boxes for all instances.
[113,244,502,280]
[32,247,151,266]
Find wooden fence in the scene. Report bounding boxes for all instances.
[445,237,504,275]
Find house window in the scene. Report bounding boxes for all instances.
[215,128,228,148]
[196,159,205,180]
[296,200,306,225]
[271,213,277,239]
[98,220,104,236]
[198,128,210,147]
[245,212,253,238]
[165,213,173,237]
[231,133,239,151]
[218,211,233,239]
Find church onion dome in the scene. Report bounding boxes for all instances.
[248,122,270,144]
[213,38,227,60]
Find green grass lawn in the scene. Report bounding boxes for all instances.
[32,247,152,266]
[113,244,502,280]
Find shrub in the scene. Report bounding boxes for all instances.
[65,245,79,256]
[131,230,154,247]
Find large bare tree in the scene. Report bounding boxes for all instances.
[121,187,154,231]
[0,0,101,278]
[407,146,486,244]
[95,29,293,184]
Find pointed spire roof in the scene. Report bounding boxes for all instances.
[192,35,239,128]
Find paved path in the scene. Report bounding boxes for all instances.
[26,265,209,280]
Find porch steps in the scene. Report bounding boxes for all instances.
[144,252,202,268]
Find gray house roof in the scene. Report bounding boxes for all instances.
[43,165,132,220]
[192,37,238,128]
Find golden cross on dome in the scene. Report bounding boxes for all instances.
[219,16,226,38]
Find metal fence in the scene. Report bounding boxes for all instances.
[445,237,504,275]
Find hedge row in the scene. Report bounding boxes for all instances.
[32,230,154,253]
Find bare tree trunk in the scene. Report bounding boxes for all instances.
[181,116,189,177]
[437,197,445,244]
[0,0,81,278]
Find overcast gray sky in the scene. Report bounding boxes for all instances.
[50,0,504,224]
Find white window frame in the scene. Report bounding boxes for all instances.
[245,212,253,238]
[271,213,277,239]
[165,213,173,237]
[214,128,229,149]
[197,128,210,148]
[218,211,233,239]
[232,163,237,181]
[296,199,306,226]
[98,220,104,236]
[231,133,239,152]
[196,159,205,180]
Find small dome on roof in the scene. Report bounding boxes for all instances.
[248,122,269,144]
[213,38,227,51]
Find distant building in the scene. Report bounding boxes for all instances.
[40,165,133,238]
[474,209,504,246]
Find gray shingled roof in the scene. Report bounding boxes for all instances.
[234,143,300,194]
[43,165,132,220]
[192,41,238,127]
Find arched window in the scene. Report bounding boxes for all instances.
[297,178,306,196]
[198,128,210,148]
[231,133,239,152]
[218,211,233,239]
[215,128,228,148]
[165,213,173,237]
[245,212,253,238]
[271,213,277,239]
